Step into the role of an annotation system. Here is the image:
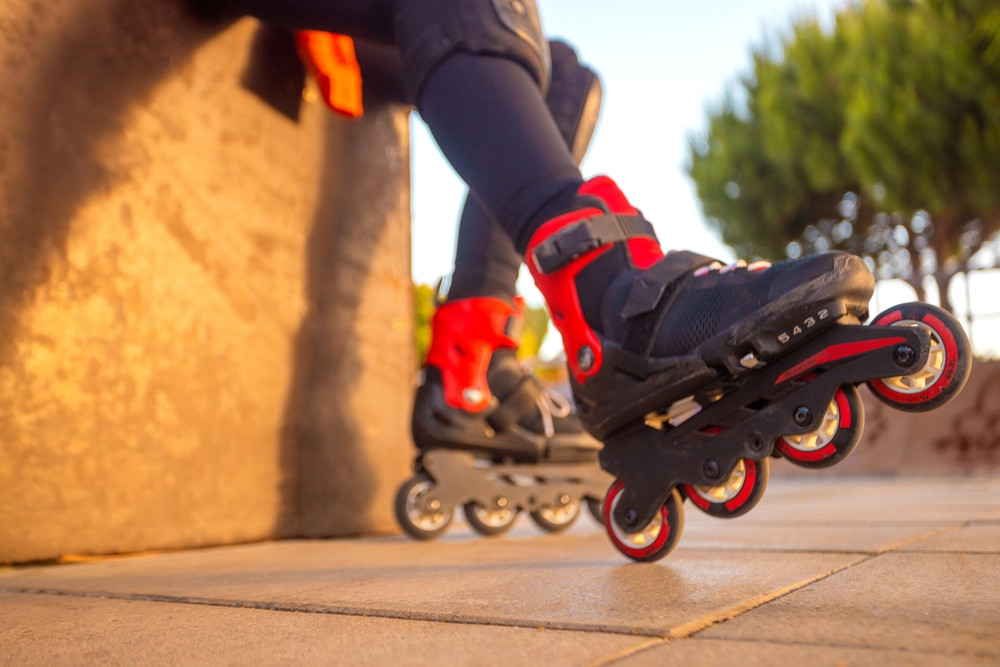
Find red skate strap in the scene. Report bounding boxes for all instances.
[532,213,658,274]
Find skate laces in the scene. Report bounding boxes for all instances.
[536,388,573,438]
[693,259,771,277]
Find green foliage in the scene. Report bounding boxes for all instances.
[413,283,436,368]
[518,302,550,360]
[687,0,1000,274]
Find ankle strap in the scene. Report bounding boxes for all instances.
[532,213,658,274]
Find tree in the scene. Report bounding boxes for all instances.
[687,0,1000,310]
[413,283,436,369]
[518,301,550,360]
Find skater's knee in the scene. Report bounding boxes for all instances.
[546,39,602,164]
[394,0,550,102]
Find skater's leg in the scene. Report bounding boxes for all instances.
[415,53,582,251]
[394,1,585,250]
[418,39,603,447]
[211,2,876,447]
[391,5,865,444]
[447,39,602,304]
[218,0,585,248]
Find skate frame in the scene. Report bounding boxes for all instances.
[600,322,930,532]
[416,449,613,515]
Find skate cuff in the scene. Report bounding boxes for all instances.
[532,214,657,274]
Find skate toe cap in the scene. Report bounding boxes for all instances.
[770,251,874,305]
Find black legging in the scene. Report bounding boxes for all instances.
[215,0,584,300]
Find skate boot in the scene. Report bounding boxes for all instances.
[526,176,970,561]
[396,296,613,540]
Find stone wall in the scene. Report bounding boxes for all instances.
[0,0,414,563]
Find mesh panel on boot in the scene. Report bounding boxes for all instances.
[655,281,739,357]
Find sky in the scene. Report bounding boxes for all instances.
[406,0,1000,358]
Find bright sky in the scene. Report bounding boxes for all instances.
[407,0,1000,358]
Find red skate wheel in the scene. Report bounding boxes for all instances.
[682,457,769,519]
[603,481,684,562]
[776,385,864,469]
[866,303,971,412]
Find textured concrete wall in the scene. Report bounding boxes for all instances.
[0,0,414,563]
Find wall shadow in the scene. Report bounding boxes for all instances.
[2,0,404,546]
[276,104,408,537]
[0,0,234,367]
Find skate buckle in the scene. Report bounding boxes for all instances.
[463,387,487,407]
[644,395,702,430]
[740,352,763,369]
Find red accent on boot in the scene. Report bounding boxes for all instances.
[526,176,662,383]
[424,297,523,412]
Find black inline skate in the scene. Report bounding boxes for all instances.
[396,296,613,540]
[526,176,972,561]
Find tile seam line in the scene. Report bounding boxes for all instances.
[872,523,967,554]
[673,523,968,641]
[584,555,877,667]
[0,585,667,638]
[591,523,974,665]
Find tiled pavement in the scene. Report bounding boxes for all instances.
[2,476,998,665]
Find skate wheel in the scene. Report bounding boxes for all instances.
[603,481,684,562]
[395,474,453,540]
[463,501,518,536]
[682,457,769,519]
[529,497,581,533]
[866,303,971,412]
[776,385,864,469]
[586,497,604,525]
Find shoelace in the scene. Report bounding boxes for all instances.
[535,387,573,438]
[693,258,771,277]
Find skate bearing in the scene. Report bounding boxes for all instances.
[746,433,767,455]
[702,459,721,480]
[893,344,917,368]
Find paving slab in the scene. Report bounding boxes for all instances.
[616,637,994,666]
[696,552,1000,661]
[736,476,1000,524]
[0,533,864,638]
[0,591,643,666]
[680,519,956,553]
[897,521,1000,553]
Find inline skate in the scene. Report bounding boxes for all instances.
[396,296,613,540]
[526,176,972,561]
